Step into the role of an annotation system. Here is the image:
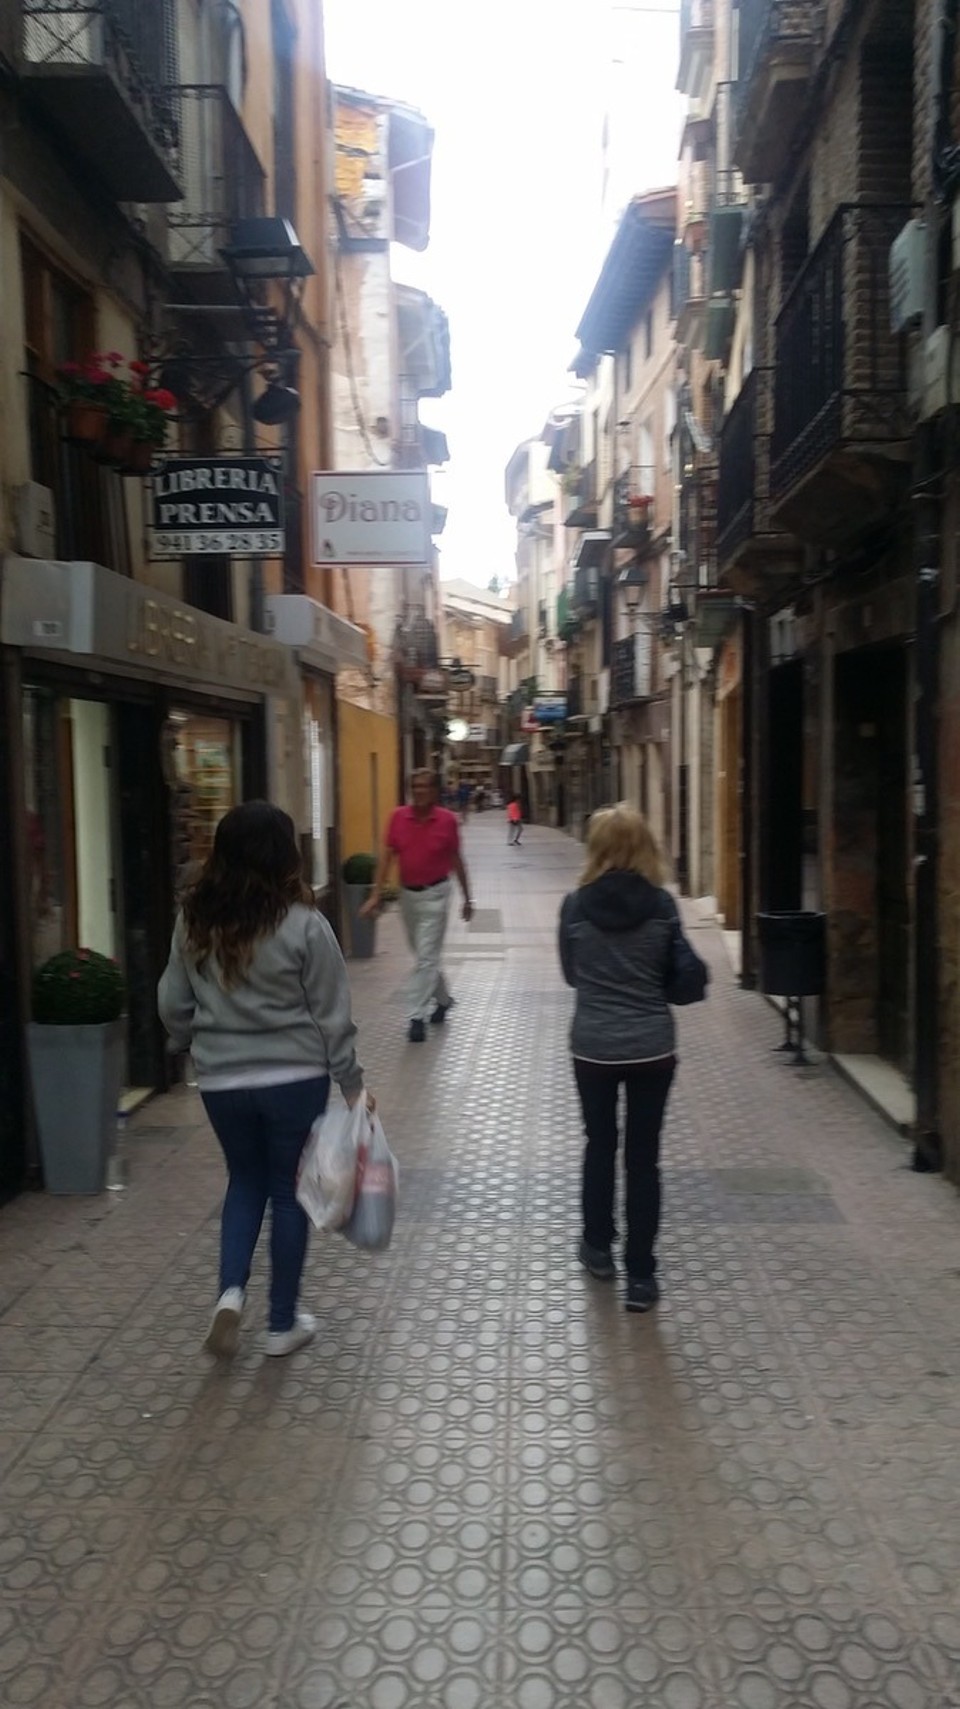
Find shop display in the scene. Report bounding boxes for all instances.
[166,714,238,896]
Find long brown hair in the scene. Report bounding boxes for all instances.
[182,801,312,987]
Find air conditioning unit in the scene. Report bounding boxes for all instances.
[889,219,926,333]
[15,482,56,559]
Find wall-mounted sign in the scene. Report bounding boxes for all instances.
[311,470,431,566]
[533,696,568,725]
[148,457,285,559]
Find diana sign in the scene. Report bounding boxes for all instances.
[148,457,285,559]
[311,470,431,566]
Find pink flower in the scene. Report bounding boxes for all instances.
[105,351,124,367]
[58,360,81,376]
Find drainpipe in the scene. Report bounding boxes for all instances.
[912,0,955,1170]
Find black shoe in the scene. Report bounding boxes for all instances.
[577,1239,616,1281]
[625,1275,660,1313]
[408,1019,427,1043]
[430,1001,453,1026]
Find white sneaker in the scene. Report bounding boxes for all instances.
[265,1311,317,1358]
[204,1288,244,1357]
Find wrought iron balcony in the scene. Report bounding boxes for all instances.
[562,460,598,529]
[557,585,580,642]
[18,0,180,200]
[770,204,915,539]
[571,565,599,619]
[613,467,657,549]
[166,85,265,282]
[611,633,654,705]
[734,0,818,184]
[716,369,757,568]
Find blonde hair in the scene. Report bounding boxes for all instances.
[580,804,667,888]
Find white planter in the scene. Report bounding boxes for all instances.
[27,1018,125,1193]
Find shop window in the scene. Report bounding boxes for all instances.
[20,236,131,573]
[163,712,241,895]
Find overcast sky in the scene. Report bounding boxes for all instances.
[323,0,685,588]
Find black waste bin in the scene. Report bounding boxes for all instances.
[757,911,826,997]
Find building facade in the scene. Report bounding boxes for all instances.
[0,0,364,1192]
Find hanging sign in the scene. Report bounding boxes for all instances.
[148,456,285,559]
[310,470,431,566]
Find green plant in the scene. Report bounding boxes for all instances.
[342,853,377,887]
[57,355,176,445]
[33,948,126,1026]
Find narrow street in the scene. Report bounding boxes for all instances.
[2,819,960,1709]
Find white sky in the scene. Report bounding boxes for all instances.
[323,0,685,588]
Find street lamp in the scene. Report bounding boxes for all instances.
[223,219,315,423]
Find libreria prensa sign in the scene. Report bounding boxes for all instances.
[310,471,431,566]
[148,457,285,559]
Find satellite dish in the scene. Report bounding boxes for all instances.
[447,719,468,743]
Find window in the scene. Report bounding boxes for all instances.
[644,309,654,360]
[20,235,130,572]
[622,341,633,395]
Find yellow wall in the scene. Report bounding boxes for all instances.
[338,701,399,860]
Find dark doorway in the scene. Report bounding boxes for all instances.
[116,705,169,1093]
[0,691,25,1198]
[764,659,804,911]
[833,645,909,1068]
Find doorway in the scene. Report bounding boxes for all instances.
[833,645,909,1069]
[764,660,804,911]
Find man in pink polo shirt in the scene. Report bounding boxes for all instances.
[361,770,474,1042]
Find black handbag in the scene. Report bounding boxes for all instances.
[664,920,709,1006]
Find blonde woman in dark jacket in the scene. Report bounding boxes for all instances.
[559,805,708,1313]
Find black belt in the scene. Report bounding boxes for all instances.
[403,877,448,893]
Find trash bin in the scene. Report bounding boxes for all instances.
[757,911,825,997]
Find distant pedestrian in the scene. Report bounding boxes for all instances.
[361,770,474,1042]
[458,780,471,823]
[559,804,708,1313]
[507,795,523,845]
[158,802,369,1359]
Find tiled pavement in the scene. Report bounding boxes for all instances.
[3,819,960,1709]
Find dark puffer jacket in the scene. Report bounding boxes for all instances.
[559,872,708,1063]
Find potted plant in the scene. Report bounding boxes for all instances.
[56,356,116,445]
[342,853,378,959]
[126,367,177,473]
[27,948,126,1193]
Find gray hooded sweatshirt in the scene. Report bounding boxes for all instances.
[559,872,706,1064]
[158,903,363,1097]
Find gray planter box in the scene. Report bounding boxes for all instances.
[344,884,377,959]
[27,1018,125,1194]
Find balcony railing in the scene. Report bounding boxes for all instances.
[770,204,915,507]
[571,565,599,619]
[19,1,180,200]
[716,368,757,566]
[611,633,654,705]
[22,371,131,570]
[734,0,818,182]
[167,85,265,273]
[613,466,656,547]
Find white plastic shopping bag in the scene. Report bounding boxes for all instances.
[342,1106,399,1252]
[296,1094,365,1232]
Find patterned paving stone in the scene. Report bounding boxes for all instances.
[2,821,960,1706]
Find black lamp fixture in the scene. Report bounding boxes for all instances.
[223,219,315,424]
[222,217,315,287]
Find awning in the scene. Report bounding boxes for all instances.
[264,594,369,672]
[500,743,529,766]
[573,530,611,570]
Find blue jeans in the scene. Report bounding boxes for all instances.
[201,1077,330,1333]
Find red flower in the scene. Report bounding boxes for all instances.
[58,360,81,376]
[86,369,111,387]
[105,351,125,367]
[129,361,150,377]
[145,388,177,411]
